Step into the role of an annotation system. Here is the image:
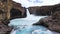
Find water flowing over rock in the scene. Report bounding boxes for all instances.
[9,8,48,34]
[28,4,60,16]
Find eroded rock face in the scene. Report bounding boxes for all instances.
[28,4,60,16]
[10,1,27,19]
[0,0,27,25]
[0,21,12,34]
[0,0,27,20]
[28,6,53,16]
[33,11,60,33]
[0,0,27,34]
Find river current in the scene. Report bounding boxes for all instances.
[9,9,59,34]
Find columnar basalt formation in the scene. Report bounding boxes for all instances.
[28,4,60,16]
[0,0,26,34]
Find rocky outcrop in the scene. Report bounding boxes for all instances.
[28,6,53,16]
[28,4,60,16]
[0,0,27,25]
[0,21,12,34]
[0,0,27,20]
[0,0,27,34]
[33,11,60,33]
[10,1,26,19]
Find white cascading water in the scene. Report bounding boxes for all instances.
[9,9,47,34]
[9,0,60,34]
[9,9,47,26]
[9,8,52,34]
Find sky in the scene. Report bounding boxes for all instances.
[13,0,60,8]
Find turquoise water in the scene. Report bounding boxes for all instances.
[9,19,59,34]
[16,26,52,34]
[9,9,59,34]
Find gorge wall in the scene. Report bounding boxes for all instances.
[28,4,60,16]
[33,4,60,33]
[0,0,27,34]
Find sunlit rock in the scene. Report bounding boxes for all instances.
[0,0,27,20]
[0,0,27,34]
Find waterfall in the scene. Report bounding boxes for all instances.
[9,8,47,27]
[9,0,60,34]
[9,8,48,34]
[25,9,47,21]
[9,9,54,34]
[26,9,30,17]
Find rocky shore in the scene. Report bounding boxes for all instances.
[33,4,60,33]
[0,20,12,34]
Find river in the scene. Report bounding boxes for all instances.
[9,9,59,34]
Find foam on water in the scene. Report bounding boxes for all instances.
[9,0,60,34]
[8,9,47,26]
[9,9,59,34]
[9,9,48,34]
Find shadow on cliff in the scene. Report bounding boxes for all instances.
[32,3,60,33]
[10,8,26,20]
[28,4,60,16]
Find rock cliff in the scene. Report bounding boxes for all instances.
[33,3,60,33]
[0,0,26,34]
[28,4,60,16]
[33,10,60,33]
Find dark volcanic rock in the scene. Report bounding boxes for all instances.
[28,6,53,16]
[10,1,27,20]
[0,21,12,34]
[28,4,60,16]
[33,11,60,33]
